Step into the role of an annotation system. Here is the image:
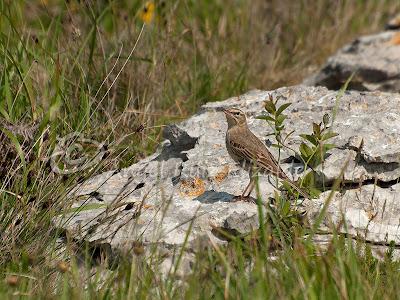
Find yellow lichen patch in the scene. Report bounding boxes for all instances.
[213,165,229,184]
[139,1,155,24]
[179,177,206,197]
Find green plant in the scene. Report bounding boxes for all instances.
[257,94,295,187]
[299,114,338,169]
[257,94,338,198]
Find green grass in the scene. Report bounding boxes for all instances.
[1,0,400,298]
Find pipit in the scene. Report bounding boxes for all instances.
[223,107,309,201]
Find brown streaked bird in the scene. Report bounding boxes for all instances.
[223,107,309,201]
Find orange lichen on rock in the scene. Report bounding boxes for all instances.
[142,204,153,210]
[213,165,229,183]
[179,177,206,197]
[389,32,400,45]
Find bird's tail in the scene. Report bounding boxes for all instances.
[282,179,310,199]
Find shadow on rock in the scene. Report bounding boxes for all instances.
[194,190,256,204]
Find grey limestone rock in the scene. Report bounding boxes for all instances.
[56,85,400,271]
[304,31,400,92]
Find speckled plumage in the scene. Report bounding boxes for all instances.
[223,108,308,199]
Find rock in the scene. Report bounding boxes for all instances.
[304,31,400,92]
[307,183,400,258]
[312,234,400,260]
[386,13,400,30]
[56,85,400,272]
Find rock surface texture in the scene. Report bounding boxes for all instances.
[304,31,400,92]
[56,85,400,271]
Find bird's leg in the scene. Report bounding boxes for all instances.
[233,168,255,202]
[244,168,256,197]
[243,180,255,198]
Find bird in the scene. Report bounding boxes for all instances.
[223,107,309,201]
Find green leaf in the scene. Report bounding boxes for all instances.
[276,114,287,126]
[309,187,321,198]
[276,102,292,116]
[321,131,339,141]
[271,144,283,149]
[281,181,292,192]
[4,73,12,119]
[0,105,9,120]
[299,143,313,158]
[312,122,321,136]
[0,127,26,171]
[264,100,276,114]
[323,143,336,152]
[299,134,318,146]
[58,203,108,216]
[256,115,275,122]
[301,171,316,187]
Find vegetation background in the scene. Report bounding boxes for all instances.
[1,0,400,298]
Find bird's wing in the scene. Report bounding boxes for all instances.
[228,140,256,164]
[228,129,309,198]
[247,131,289,180]
[254,148,289,180]
[228,131,289,180]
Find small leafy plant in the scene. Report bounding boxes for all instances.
[299,113,338,169]
[257,93,338,197]
[257,94,293,151]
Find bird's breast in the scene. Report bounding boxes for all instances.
[225,129,242,163]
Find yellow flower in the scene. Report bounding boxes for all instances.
[139,1,155,24]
